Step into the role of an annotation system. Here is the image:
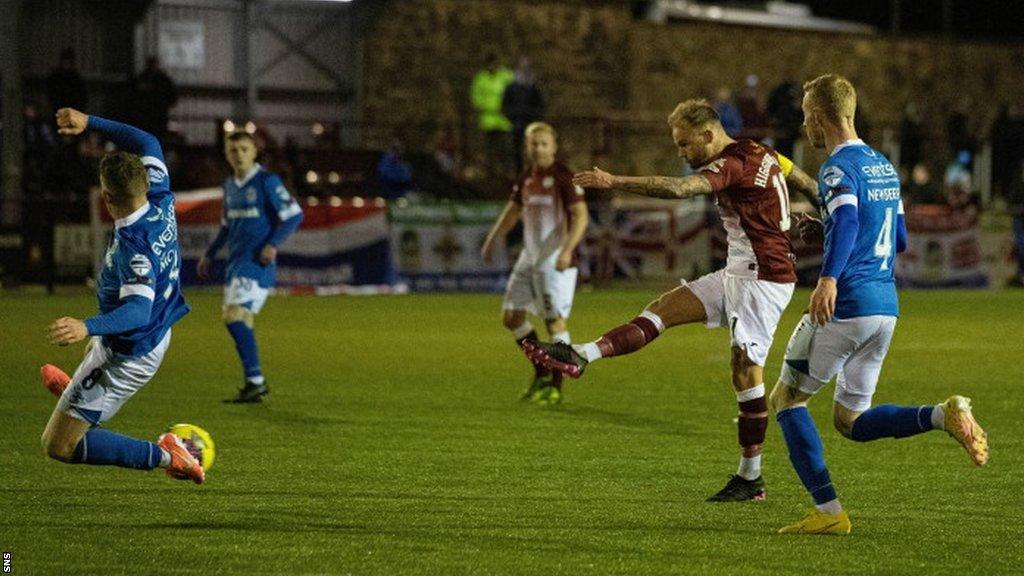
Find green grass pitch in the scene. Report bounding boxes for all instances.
[1,288,1021,574]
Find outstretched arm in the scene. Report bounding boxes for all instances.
[573,167,713,200]
[57,108,170,203]
[56,108,163,160]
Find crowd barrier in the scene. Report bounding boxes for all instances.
[62,192,991,293]
[896,204,988,288]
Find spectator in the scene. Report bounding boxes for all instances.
[377,139,414,199]
[766,78,802,157]
[45,48,88,112]
[129,56,179,142]
[713,86,743,138]
[1007,158,1024,287]
[899,101,924,169]
[470,53,514,179]
[990,103,1024,197]
[945,97,976,163]
[855,94,873,143]
[502,56,545,174]
[904,163,942,205]
[432,125,462,181]
[943,150,976,212]
[736,74,768,141]
[417,126,479,199]
[22,103,58,194]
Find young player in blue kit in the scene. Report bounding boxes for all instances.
[770,75,989,535]
[197,132,303,403]
[40,108,204,484]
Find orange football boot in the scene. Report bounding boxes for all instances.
[41,364,71,397]
[158,433,206,484]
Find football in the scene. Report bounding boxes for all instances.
[166,423,216,472]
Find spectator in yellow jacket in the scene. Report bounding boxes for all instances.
[471,53,514,179]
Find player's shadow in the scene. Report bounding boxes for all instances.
[551,405,694,438]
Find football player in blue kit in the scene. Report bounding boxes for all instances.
[197,131,303,403]
[770,75,989,535]
[40,108,204,484]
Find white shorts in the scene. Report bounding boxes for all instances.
[57,331,172,425]
[683,269,794,366]
[502,259,578,320]
[780,314,897,412]
[224,276,269,314]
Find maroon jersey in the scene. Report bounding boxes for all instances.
[510,161,585,267]
[699,140,796,283]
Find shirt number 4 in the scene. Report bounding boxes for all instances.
[874,207,894,270]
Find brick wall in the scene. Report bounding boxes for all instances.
[362,1,1024,176]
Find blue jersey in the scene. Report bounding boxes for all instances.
[91,117,190,356]
[819,139,903,319]
[220,165,303,288]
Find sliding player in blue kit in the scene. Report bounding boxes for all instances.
[40,108,204,484]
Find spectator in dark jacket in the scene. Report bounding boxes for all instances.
[377,139,414,199]
[766,79,802,157]
[130,57,179,142]
[1006,158,1024,287]
[45,48,88,112]
[713,87,743,138]
[900,101,924,169]
[502,57,545,174]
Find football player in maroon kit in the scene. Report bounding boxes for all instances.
[482,122,589,405]
[523,99,818,501]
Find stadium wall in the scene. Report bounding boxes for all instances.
[361,0,1024,175]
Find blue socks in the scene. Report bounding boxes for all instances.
[776,407,837,505]
[226,321,263,382]
[71,428,162,470]
[850,404,934,442]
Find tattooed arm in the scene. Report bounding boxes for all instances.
[573,167,713,200]
[785,164,820,209]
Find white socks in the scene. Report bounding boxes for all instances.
[573,342,602,362]
[512,322,535,341]
[638,310,665,333]
[737,456,761,481]
[816,499,843,515]
[159,449,171,468]
[552,331,571,344]
[736,384,766,480]
[930,404,945,430]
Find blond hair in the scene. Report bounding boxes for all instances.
[524,121,557,140]
[667,99,721,129]
[803,74,857,124]
[99,152,149,205]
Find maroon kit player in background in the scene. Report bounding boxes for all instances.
[482,122,589,405]
[524,99,819,501]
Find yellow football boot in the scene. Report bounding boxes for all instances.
[778,508,851,535]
